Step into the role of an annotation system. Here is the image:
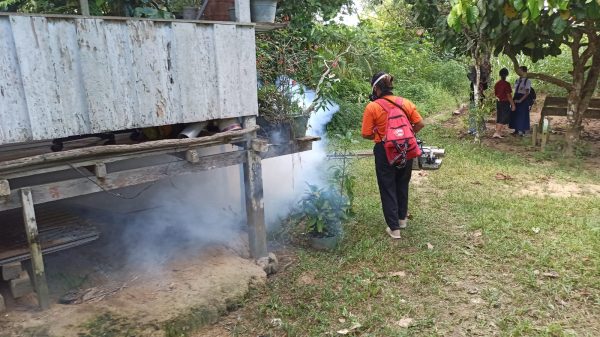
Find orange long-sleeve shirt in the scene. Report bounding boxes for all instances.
[361,95,423,143]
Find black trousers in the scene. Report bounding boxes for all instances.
[373,142,413,230]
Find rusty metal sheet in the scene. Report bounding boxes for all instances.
[0,14,258,146]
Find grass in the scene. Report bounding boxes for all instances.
[196,116,600,336]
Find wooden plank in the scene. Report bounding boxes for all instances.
[10,16,63,141]
[1,151,248,212]
[9,271,33,298]
[46,19,91,136]
[543,96,568,107]
[77,19,127,132]
[20,188,50,309]
[0,17,32,144]
[172,23,219,122]
[128,20,175,128]
[242,117,267,258]
[237,26,259,116]
[540,106,600,119]
[531,124,538,147]
[2,262,22,281]
[235,0,251,22]
[261,138,315,159]
[543,97,600,110]
[214,24,242,119]
[1,15,257,146]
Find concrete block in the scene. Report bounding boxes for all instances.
[10,271,33,299]
[2,262,23,281]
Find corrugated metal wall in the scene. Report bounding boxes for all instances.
[0,14,258,145]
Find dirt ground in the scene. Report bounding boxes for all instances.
[0,207,266,337]
[451,98,600,171]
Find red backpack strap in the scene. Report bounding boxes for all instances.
[375,97,406,117]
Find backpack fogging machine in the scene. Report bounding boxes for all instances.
[413,140,445,170]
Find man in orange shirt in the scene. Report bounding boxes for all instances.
[361,72,425,239]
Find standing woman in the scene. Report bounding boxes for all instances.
[361,72,425,239]
[510,66,532,136]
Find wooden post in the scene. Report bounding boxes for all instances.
[79,0,90,16]
[541,118,550,151]
[20,188,50,310]
[94,163,107,179]
[242,117,268,258]
[185,149,200,163]
[0,179,9,198]
[531,124,538,147]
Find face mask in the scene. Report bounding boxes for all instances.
[369,74,388,102]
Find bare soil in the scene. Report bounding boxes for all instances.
[0,217,266,337]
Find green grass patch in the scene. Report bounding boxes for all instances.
[219,117,600,336]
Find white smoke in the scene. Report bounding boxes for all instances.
[261,78,340,228]
[60,80,340,268]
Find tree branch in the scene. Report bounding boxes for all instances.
[507,53,573,91]
[580,47,600,111]
[302,45,352,115]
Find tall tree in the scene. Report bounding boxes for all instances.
[448,0,600,151]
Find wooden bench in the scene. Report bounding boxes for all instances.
[533,96,600,149]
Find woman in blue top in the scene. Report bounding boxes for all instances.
[509,66,533,136]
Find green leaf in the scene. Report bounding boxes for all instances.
[508,19,521,31]
[467,6,480,25]
[447,7,460,29]
[527,0,540,19]
[514,0,525,11]
[551,16,567,34]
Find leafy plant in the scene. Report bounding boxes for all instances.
[257,84,303,124]
[295,184,349,237]
[329,131,357,212]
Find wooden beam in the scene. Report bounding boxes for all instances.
[243,117,268,258]
[1,151,248,212]
[0,127,257,176]
[261,137,317,159]
[540,107,600,118]
[0,137,246,180]
[544,96,600,109]
[531,124,538,147]
[20,188,50,310]
[251,138,269,153]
